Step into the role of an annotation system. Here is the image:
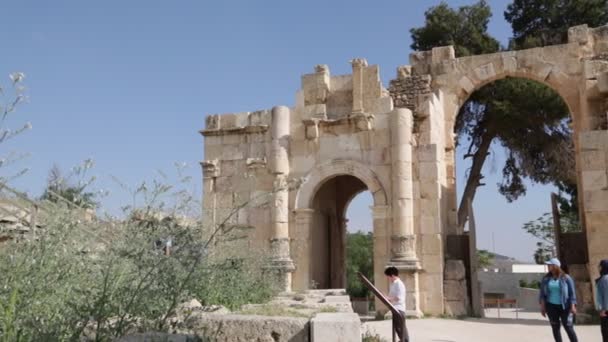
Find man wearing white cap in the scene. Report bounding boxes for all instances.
[539,258,578,342]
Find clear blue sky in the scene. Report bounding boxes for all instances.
[1,0,553,261]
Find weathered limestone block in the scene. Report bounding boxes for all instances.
[568,24,590,45]
[473,62,497,82]
[303,104,327,120]
[444,280,467,303]
[311,313,361,342]
[580,150,606,170]
[292,155,315,174]
[501,52,517,73]
[183,314,309,342]
[303,120,319,140]
[584,59,608,79]
[582,170,608,189]
[421,233,442,256]
[444,260,466,281]
[599,71,608,93]
[419,216,441,235]
[222,133,241,145]
[588,231,608,262]
[580,130,608,150]
[206,115,220,130]
[369,96,394,114]
[421,253,444,274]
[116,333,199,342]
[432,46,456,65]
[586,212,608,233]
[419,181,440,200]
[302,70,330,106]
[201,160,219,179]
[354,114,373,131]
[323,295,351,304]
[458,76,475,94]
[364,147,389,166]
[419,162,441,181]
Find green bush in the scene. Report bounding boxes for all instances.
[346,231,373,299]
[0,176,282,341]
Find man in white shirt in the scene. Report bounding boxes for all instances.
[385,266,409,342]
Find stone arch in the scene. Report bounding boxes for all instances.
[294,158,388,210]
[427,47,583,129]
[452,71,579,124]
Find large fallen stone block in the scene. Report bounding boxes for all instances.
[182,314,309,342]
[323,295,351,303]
[311,313,361,342]
[116,333,201,342]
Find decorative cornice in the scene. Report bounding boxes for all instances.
[199,125,269,137]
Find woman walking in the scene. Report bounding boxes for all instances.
[596,259,608,342]
[539,258,578,342]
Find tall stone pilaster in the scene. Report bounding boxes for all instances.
[267,106,295,291]
[351,58,368,115]
[389,108,420,270]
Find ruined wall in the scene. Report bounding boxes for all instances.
[201,23,608,317]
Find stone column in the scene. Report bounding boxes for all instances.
[268,106,295,292]
[371,205,391,315]
[293,208,314,291]
[351,58,368,115]
[390,108,420,269]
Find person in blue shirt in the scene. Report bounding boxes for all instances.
[596,259,608,342]
[539,258,578,342]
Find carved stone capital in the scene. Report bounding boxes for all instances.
[303,119,320,140]
[267,237,295,271]
[390,235,420,269]
[200,159,219,178]
[246,157,267,169]
[352,113,374,131]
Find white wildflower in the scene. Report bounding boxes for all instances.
[9,72,25,83]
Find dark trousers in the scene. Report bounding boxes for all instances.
[392,310,409,342]
[546,303,578,342]
[601,316,608,342]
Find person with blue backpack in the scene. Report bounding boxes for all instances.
[539,258,578,342]
[596,259,608,342]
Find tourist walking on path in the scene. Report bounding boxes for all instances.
[539,258,578,342]
[596,259,608,342]
[385,266,409,342]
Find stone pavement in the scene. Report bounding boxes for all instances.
[363,316,602,342]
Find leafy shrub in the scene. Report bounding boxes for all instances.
[0,173,282,341]
[346,231,373,299]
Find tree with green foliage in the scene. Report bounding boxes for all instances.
[477,249,495,268]
[346,231,373,298]
[522,210,580,264]
[505,0,608,49]
[410,1,499,56]
[410,0,607,230]
[40,163,98,209]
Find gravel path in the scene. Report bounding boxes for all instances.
[363,317,602,342]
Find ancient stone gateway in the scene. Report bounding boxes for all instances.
[201,24,608,316]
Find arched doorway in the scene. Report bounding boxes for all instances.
[292,159,388,294]
[310,175,367,289]
[448,75,583,317]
